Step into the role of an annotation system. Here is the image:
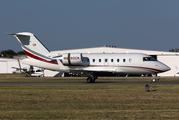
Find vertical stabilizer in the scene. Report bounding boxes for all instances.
[7,32,51,60]
[8,32,69,71]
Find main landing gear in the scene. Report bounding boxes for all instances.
[87,77,95,83]
[86,75,98,83]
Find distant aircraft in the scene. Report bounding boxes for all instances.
[30,68,44,77]
[12,66,44,77]
[8,32,170,82]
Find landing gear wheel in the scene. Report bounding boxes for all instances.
[91,78,95,83]
[87,77,95,83]
[87,77,92,83]
[152,78,156,83]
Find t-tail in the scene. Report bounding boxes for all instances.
[7,32,68,71]
[7,32,51,60]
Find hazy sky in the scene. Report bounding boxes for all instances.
[1,0,179,52]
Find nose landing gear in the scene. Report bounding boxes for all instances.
[152,77,160,83]
[152,78,156,82]
[145,76,160,92]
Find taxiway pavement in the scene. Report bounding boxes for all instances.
[0,82,179,86]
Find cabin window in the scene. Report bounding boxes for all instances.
[123,59,126,63]
[99,59,101,63]
[111,59,114,62]
[129,59,132,62]
[117,59,120,62]
[93,59,95,62]
[105,59,108,62]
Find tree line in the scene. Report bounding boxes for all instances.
[169,48,179,52]
[0,49,25,58]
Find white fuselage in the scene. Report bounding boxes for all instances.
[21,53,170,75]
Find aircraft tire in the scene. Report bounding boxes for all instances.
[91,78,95,83]
[87,77,95,83]
[87,77,92,83]
[152,78,156,83]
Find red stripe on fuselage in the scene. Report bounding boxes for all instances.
[24,50,58,65]
[122,66,163,72]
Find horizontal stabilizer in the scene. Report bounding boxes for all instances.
[7,33,16,35]
[7,33,30,37]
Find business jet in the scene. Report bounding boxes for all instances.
[7,32,170,83]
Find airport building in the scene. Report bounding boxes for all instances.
[0,58,60,77]
[0,46,178,77]
[0,58,23,74]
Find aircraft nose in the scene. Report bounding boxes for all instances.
[163,65,171,72]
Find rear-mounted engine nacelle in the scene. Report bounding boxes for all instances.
[61,53,83,65]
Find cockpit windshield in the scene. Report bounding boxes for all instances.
[143,57,157,61]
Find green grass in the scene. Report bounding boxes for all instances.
[0,85,179,119]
